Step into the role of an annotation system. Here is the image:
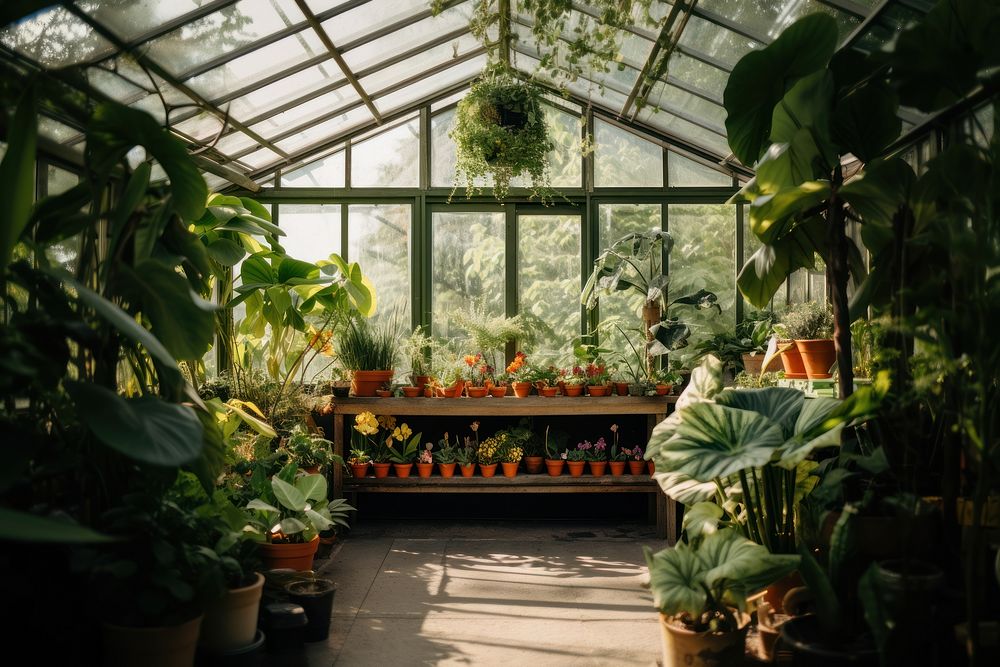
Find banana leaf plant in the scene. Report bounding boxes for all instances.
[643,523,799,633]
[582,230,719,378]
[646,356,885,553]
[724,13,907,398]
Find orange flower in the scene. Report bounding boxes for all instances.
[464,354,477,366]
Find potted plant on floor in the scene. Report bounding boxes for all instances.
[280,424,337,474]
[337,315,399,397]
[416,442,435,478]
[609,425,627,476]
[644,522,799,667]
[434,434,460,478]
[773,302,835,380]
[477,432,504,478]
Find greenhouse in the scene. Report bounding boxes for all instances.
[1,0,997,665]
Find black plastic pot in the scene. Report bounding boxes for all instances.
[196,629,266,667]
[285,578,337,642]
[261,602,307,653]
[779,615,878,666]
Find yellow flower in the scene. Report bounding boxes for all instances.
[378,415,397,431]
[470,421,480,433]
[354,411,378,435]
[399,423,412,440]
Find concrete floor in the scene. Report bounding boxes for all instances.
[293,520,669,666]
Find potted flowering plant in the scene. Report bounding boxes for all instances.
[477,432,505,477]
[609,424,627,476]
[532,365,561,396]
[385,422,422,477]
[498,431,524,478]
[561,367,587,396]
[543,426,567,476]
[564,446,587,477]
[623,445,646,475]
[416,442,435,478]
[578,438,608,476]
[461,353,492,397]
[506,352,533,397]
[347,446,371,479]
[584,362,612,396]
[434,434,460,478]
[455,436,478,477]
[652,367,682,395]
[352,412,395,478]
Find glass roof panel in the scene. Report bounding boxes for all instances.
[678,14,762,69]
[373,55,488,115]
[320,0,429,47]
[248,86,361,140]
[144,0,306,77]
[358,39,483,96]
[174,110,229,142]
[213,130,260,156]
[668,51,730,102]
[182,29,325,100]
[637,106,731,157]
[696,0,861,43]
[85,65,148,102]
[645,82,727,132]
[217,62,346,120]
[341,3,473,73]
[78,1,220,43]
[281,149,345,187]
[273,105,372,155]
[39,115,84,145]
[236,146,282,169]
[351,119,419,187]
[1,6,114,68]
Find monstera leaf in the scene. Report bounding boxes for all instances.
[644,528,800,618]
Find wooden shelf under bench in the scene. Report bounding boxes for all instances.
[318,395,678,541]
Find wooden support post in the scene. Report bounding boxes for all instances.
[333,409,344,500]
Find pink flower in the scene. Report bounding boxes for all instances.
[610,424,618,433]
[595,437,607,451]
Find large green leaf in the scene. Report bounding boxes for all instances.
[715,387,805,437]
[118,260,217,360]
[106,163,151,270]
[240,255,275,287]
[701,529,800,609]
[643,542,708,617]
[206,238,246,266]
[724,13,839,165]
[0,86,37,269]
[682,502,724,541]
[272,477,306,512]
[654,402,784,481]
[832,81,901,163]
[295,473,328,502]
[749,181,832,244]
[652,470,720,504]
[737,216,826,308]
[66,382,204,466]
[0,508,113,543]
[277,257,318,283]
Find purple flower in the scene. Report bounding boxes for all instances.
[577,440,592,451]
[595,437,607,451]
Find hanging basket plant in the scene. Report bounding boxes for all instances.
[450,67,555,202]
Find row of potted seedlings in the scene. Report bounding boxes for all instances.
[348,416,656,479]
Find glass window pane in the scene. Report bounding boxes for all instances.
[145,0,306,77]
[788,269,808,304]
[636,107,732,158]
[432,107,488,190]
[278,203,341,264]
[236,147,281,170]
[645,82,728,131]
[81,1,218,42]
[668,204,736,364]
[669,51,730,100]
[595,120,663,188]
[519,215,581,367]
[373,54,487,116]
[248,85,360,140]
[348,204,411,324]
[282,150,345,187]
[509,105,582,189]
[596,204,662,357]
[273,105,373,154]
[431,211,506,341]
[216,62,346,121]
[350,119,419,188]
[359,38,483,96]
[668,152,732,187]
[320,0,428,47]
[44,165,81,271]
[678,15,761,69]
[696,0,860,42]
[1,6,114,68]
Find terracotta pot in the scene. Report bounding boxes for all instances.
[424,387,435,398]
[524,456,544,474]
[459,463,476,478]
[393,463,413,478]
[761,570,803,614]
[742,352,765,375]
[545,459,565,476]
[258,535,319,571]
[301,464,322,475]
[796,338,836,379]
[628,460,646,475]
[199,573,264,653]
[648,460,655,475]
[479,463,497,478]
[351,369,394,397]
[375,389,393,398]
[655,384,671,396]
[416,462,434,478]
[511,381,532,398]
[610,461,626,476]
[401,386,422,397]
[778,340,807,379]
[438,462,456,478]
[489,385,508,397]
[467,386,488,398]
[413,375,431,391]
[540,386,558,397]
[567,461,585,477]
[615,382,629,396]
[588,461,607,476]
[350,462,369,478]
[450,381,464,398]
[501,462,519,477]
[563,384,584,397]
[103,614,203,667]
[658,611,749,667]
[317,532,336,559]
[587,384,609,397]
[372,462,391,478]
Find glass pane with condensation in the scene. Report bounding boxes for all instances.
[431,211,506,343]
[668,203,737,365]
[320,0,429,48]
[678,15,762,69]
[144,0,305,77]
[282,150,345,187]
[85,66,147,102]
[80,0,219,42]
[645,82,727,132]
[217,62,346,120]
[594,120,663,188]
[1,6,114,68]
[348,204,411,325]
[351,119,419,188]
[668,152,732,187]
[696,0,861,43]
[669,51,729,101]
[519,214,583,368]
[278,203,342,263]
[182,29,325,100]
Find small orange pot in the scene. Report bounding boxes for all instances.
[489,386,508,398]
[567,461,586,477]
[350,462,369,478]
[373,462,391,478]
[501,462,519,478]
[563,384,584,397]
[523,456,544,474]
[540,386,558,397]
[588,461,607,477]
[258,536,319,572]
[655,384,671,396]
[351,370,394,397]
[375,389,393,398]
[413,375,431,391]
[393,463,413,478]
[467,386,488,398]
[628,460,646,475]
[587,384,609,397]
[778,340,808,379]
[479,463,497,478]
[648,460,655,475]
[424,387,435,398]
[438,463,456,478]
[511,381,532,398]
[615,382,629,396]
[796,338,836,379]
[301,464,322,475]
[416,462,434,478]
[459,463,476,478]
[401,386,422,398]
[609,461,626,476]
[545,459,565,476]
